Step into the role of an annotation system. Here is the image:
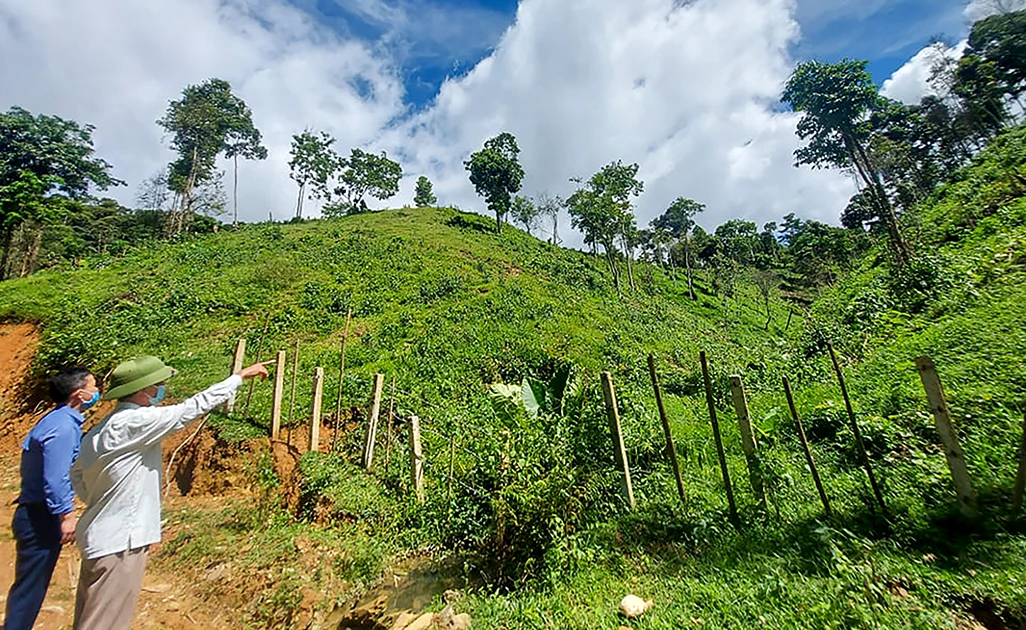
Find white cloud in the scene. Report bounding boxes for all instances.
[881,41,966,104]
[966,0,1026,21]
[0,0,856,243]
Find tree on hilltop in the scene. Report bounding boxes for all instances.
[465,132,525,233]
[414,175,437,207]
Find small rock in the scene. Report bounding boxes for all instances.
[166,602,181,612]
[390,611,418,630]
[402,612,435,630]
[450,613,471,630]
[142,583,172,593]
[619,594,654,619]
[40,605,65,614]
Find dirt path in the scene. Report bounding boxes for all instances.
[0,323,238,629]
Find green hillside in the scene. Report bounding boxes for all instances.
[1,133,1026,627]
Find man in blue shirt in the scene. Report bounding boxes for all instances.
[4,367,99,630]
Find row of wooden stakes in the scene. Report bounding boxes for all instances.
[603,345,1002,522]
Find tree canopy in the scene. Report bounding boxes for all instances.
[465,132,525,233]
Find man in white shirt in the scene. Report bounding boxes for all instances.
[70,355,271,630]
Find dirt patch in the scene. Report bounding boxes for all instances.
[0,323,41,449]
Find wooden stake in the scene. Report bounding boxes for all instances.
[446,436,456,517]
[383,376,397,473]
[408,415,424,503]
[916,357,979,518]
[1013,410,1026,513]
[241,312,272,419]
[225,338,246,415]
[363,373,385,470]
[286,339,300,446]
[700,352,738,525]
[270,350,286,439]
[783,375,832,518]
[648,355,686,507]
[828,343,886,515]
[332,308,353,451]
[309,367,324,453]
[600,372,636,509]
[729,375,766,512]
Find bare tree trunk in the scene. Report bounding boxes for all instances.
[624,248,637,291]
[296,182,305,220]
[846,134,911,267]
[495,210,502,234]
[20,227,42,278]
[233,154,239,228]
[684,235,696,300]
[604,246,622,295]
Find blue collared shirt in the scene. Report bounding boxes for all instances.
[19,405,85,515]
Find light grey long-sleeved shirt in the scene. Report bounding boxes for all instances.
[71,375,242,560]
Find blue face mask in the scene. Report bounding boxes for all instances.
[149,385,167,406]
[81,390,100,411]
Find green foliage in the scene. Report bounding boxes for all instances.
[288,129,336,219]
[414,175,437,207]
[464,132,525,233]
[324,148,401,216]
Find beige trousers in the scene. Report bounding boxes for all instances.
[73,546,149,630]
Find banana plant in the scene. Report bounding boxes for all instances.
[487,364,572,420]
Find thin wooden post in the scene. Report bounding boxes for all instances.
[446,437,456,521]
[1012,410,1026,513]
[408,415,424,503]
[600,372,636,509]
[241,312,271,419]
[309,368,324,453]
[700,352,738,525]
[270,350,286,439]
[363,373,385,470]
[828,343,886,514]
[783,375,832,518]
[729,375,766,512]
[916,357,979,518]
[648,355,686,507]
[332,308,353,451]
[225,338,246,415]
[383,376,397,473]
[286,339,299,446]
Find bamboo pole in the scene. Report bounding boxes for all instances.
[286,338,300,446]
[729,375,766,512]
[916,357,979,518]
[648,355,686,507]
[241,312,271,419]
[362,373,385,469]
[332,308,353,451]
[270,350,286,439]
[383,376,397,473]
[782,375,831,517]
[827,343,886,514]
[225,338,246,415]
[600,372,636,509]
[700,352,738,525]
[409,415,424,503]
[309,368,324,453]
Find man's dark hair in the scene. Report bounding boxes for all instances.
[49,368,93,404]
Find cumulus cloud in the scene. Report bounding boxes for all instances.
[881,41,966,104]
[0,0,857,243]
[965,0,1026,21]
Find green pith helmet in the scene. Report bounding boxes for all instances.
[104,356,176,400]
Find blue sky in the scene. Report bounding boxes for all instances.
[290,0,973,111]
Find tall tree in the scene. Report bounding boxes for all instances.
[465,132,525,233]
[223,108,267,227]
[536,194,562,245]
[566,161,643,294]
[414,175,437,207]
[0,107,121,278]
[964,10,1026,105]
[324,148,402,216]
[652,197,704,299]
[782,59,912,266]
[288,130,336,220]
[157,78,258,234]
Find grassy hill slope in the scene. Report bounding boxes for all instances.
[1,137,1025,627]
